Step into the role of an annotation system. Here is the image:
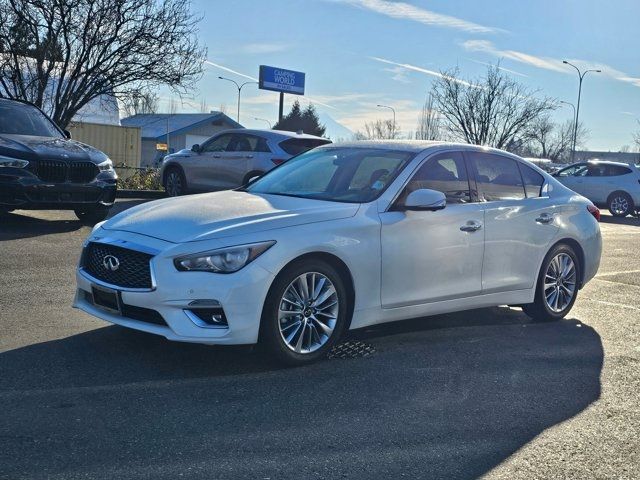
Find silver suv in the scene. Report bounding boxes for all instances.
[160,129,331,196]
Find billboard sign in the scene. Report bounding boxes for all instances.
[259,65,305,95]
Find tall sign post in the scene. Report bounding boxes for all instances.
[258,65,306,124]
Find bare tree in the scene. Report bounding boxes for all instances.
[526,117,588,162]
[121,90,159,117]
[415,94,440,140]
[633,120,640,152]
[355,119,400,140]
[430,65,557,149]
[167,98,178,115]
[0,0,205,128]
[199,97,208,113]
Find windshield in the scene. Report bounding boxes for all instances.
[0,102,62,137]
[246,147,415,203]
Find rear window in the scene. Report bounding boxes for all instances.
[279,138,331,156]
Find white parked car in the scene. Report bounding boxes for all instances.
[554,160,640,217]
[74,142,602,365]
[160,129,330,196]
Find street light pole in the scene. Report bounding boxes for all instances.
[254,117,272,129]
[563,61,601,162]
[559,100,576,122]
[218,76,258,123]
[377,104,396,138]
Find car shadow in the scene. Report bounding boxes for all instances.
[0,308,603,479]
[0,199,149,241]
[599,214,640,226]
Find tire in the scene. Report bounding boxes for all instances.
[522,244,580,322]
[608,191,634,217]
[75,205,110,225]
[164,166,187,197]
[260,259,350,366]
[242,171,264,186]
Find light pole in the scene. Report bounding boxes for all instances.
[563,61,601,162]
[377,104,396,138]
[254,117,272,129]
[218,76,258,123]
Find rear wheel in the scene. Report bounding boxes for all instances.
[522,244,580,322]
[74,205,110,224]
[164,167,187,197]
[608,191,633,217]
[260,259,349,365]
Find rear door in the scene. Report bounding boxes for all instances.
[555,163,588,196]
[584,164,635,204]
[467,152,559,294]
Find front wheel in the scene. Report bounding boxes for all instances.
[522,244,580,322]
[608,192,634,217]
[260,259,349,365]
[74,205,110,224]
[164,167,187,197]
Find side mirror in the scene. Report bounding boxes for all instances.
[191,144,201,153]
[402,188,446,211]
[63,129,71,139]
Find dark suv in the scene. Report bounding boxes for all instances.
[0,98,117,222]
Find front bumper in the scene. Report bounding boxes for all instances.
[73,233,275,345]
[0,169,117,210]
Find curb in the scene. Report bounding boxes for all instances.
[116,189,166,199]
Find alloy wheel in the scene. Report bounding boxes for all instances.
[610,196,629,216]
[166,171,182,196]
[278,272,339,354]
[544,253,577,313]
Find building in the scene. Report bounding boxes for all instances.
[121,112,243,167]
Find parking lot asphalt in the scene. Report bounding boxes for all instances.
[0,201,638,480]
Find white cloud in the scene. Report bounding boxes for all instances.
[370,56,473,87]
[239,43,288,55]
[331,0,503,33]
[465,57,529,77]
[462,40,640,88]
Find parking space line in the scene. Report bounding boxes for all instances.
[596,269,640,277]
[584,299,640,311]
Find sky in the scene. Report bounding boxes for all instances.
[161,0,640,151]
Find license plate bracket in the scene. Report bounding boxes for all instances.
[91,285,121,314]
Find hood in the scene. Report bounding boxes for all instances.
[102,190,360,243]
[0,134,108,163]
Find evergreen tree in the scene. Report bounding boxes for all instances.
[274,100,326,137]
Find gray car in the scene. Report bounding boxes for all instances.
[160,129,331,196]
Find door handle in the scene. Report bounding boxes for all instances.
[213,154,221,158]
[536,213,554,224]
[245,154,254,159]
[460,221,482,232]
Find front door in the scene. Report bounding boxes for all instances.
[380,151,485,308]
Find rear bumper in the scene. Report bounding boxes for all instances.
[0,172,117,210]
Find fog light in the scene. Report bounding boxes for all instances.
[184,304,228,329]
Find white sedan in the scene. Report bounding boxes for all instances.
[74,142,602,365]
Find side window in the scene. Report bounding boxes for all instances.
[256,137,271,153]
[227,134,273,153]
[586,164,607,177]
[557,164,586,177]
[518,163,545,198]
[202,134,233,153]
[469,153,526,201]
[605,165,632,176]
[401,152,472,204]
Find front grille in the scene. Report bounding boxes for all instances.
[83,242,154,289]
[35,160,99,183]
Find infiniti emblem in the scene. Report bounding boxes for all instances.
[102,255,120,272]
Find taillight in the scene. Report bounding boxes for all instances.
[271,158,286,166]
[587,204,600,221]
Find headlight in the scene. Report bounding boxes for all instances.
[0,156,29,168]
[174,241,276,273]
[98,158,113,172]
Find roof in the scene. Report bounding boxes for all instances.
[324,140,448,152]
[121,113,242,139]
[240,129,329,140]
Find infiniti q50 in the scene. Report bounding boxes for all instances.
[74,142,602,365]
